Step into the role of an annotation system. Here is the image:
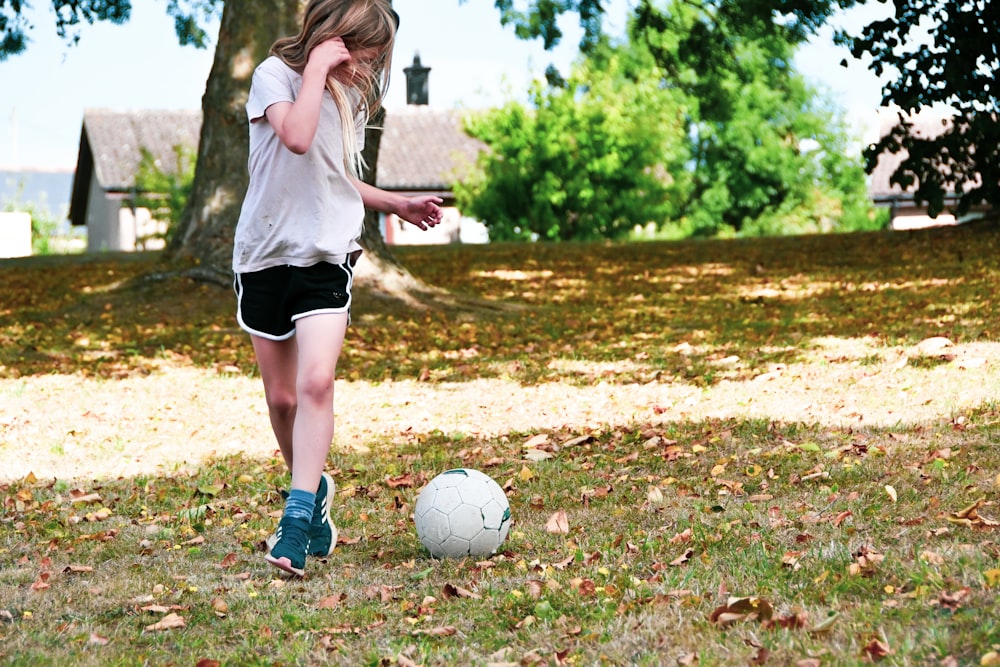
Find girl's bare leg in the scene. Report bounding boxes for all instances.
[251,335,299,469]
[286,312,348,493]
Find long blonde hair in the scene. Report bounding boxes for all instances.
[271,0,397,177]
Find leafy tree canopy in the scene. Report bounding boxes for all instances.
[0,0,217,60]
[456,47,691,240]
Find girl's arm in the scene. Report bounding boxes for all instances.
[265,38,352,154]
[351,179,443,230]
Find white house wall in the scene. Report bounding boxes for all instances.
[85,180,166,252]
[85,178,120,252]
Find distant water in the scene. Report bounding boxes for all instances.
[1,171,74,218]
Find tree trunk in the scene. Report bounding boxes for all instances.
[168,0,431,302]
[167,0,297,277]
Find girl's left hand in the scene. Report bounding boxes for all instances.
[399,196,444,230]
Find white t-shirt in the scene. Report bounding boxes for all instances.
[233,56,366,273]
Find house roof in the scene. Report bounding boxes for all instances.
[81,109,203,191]
[73,106,483,194]
[375,106,485,191]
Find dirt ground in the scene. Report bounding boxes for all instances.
[2,338,996,484]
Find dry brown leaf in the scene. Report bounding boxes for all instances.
[523,433,550,449]
[144,612,185,632]
[947,498,1000,529]
[140,604,171,614]
[317,594,347,609]
[211,598,229,617]
[669,528,693,544]
[782,551,803,570]
[30,572,51,591]
[386,473,414,488]
[670,548,694,567]
[709,596,774,626]
[63,564,93,574]
[69,490,102,504]
[412,625,456,637]
[862,638,892,661]
[546,510,569,534]
[441,583,481,599]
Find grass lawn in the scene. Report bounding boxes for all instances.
[2,223,1000,666]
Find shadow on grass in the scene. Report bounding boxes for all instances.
[1,221,998,385]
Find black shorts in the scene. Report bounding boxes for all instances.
[235,258,357,340]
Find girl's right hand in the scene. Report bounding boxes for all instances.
[306,37,352,76]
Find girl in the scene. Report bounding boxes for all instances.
[233,0,443,577]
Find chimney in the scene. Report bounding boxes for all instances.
[403,53,430,105]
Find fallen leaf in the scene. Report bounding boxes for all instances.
[386,473,414,488]
[709,596,773,626]
[982,651,1000,666]
[63,565,94,574]
[211,598,229,617]
[947,498,1000,529]
[441,583,481,599]
[144,613,185,632]
[412,625,456,637]
[670,549,694,567]
[781,551,803,570]
[523,434,550,449]
[140,605,171,614]
[668,528,693,545]
[69,491,102,504]
[546,510,569,534]
[862,638,892,661]
[809,612,840,635]
[317,594,347,609]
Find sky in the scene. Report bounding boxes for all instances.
[0,0,890,172]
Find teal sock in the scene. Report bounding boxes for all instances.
[284,489,315,521]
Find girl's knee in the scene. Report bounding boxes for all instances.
[266,390,297,418]
[297,369,335,405]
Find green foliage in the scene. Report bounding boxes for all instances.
[0,0,130,60]
[455,50,689,241]
[634,0,875,237]
[124,145,197,247]
[460,1,875,241]
[0,0,219,60]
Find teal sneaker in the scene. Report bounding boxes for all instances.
[308,472,338,557]
[264,515,310,577]
[265,473,338,557]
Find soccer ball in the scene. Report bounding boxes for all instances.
[413,468,512,559]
